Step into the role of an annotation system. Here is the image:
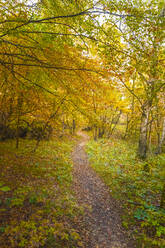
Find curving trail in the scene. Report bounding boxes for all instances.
[72,132,135,248]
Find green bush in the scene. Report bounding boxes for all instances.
[86,138,165,247]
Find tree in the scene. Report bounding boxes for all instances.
[95,0,165,158]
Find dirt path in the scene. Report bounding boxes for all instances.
[72,132,135,248]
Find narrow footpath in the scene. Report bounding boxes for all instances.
[72,132,135,248]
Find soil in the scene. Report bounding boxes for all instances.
[72,132,136,248]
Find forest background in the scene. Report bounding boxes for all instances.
[0,0,164,247]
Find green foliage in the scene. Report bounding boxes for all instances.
[0,226,6,233]
[86,138,165,247]
[0,186,11,192]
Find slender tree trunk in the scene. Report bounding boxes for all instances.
[111,110,122,135]
[138,104,151,159]
[148,120,153,153]
[160,182,165,209]
[107,115,114,137]
[16,93,23,149]
[16,117,20,149]
[156,113,161,148]
[156,117,165,154]
[123,74,135,139]
[123,114,129,139]
[98,127,102,138]
[98,126,105,138]
[72,119,76,135]
[94,125,98,140]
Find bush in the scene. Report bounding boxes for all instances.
[28,121,53,140]
[0,120,53,141]
[0,124,15,140]
[86,138,165,247]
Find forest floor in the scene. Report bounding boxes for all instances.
[72,132,136,248]
[0,133,164,247]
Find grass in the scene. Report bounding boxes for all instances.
[86,137,165,248]
[0,137,82,248]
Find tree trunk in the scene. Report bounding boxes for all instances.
[156,117,165,154]
[111,110,122,135]
[160,183,165,209]
[94,125,98,140]
[98,126,105,138]
[138,104,151,159]
[16,93,23,149]
[72,119,76,135]
[156,112,161,149]
[123,114,130,139]
[148,119,153,153]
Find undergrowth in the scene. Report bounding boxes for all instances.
[0,138,82,248]
[86,138,165,248]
